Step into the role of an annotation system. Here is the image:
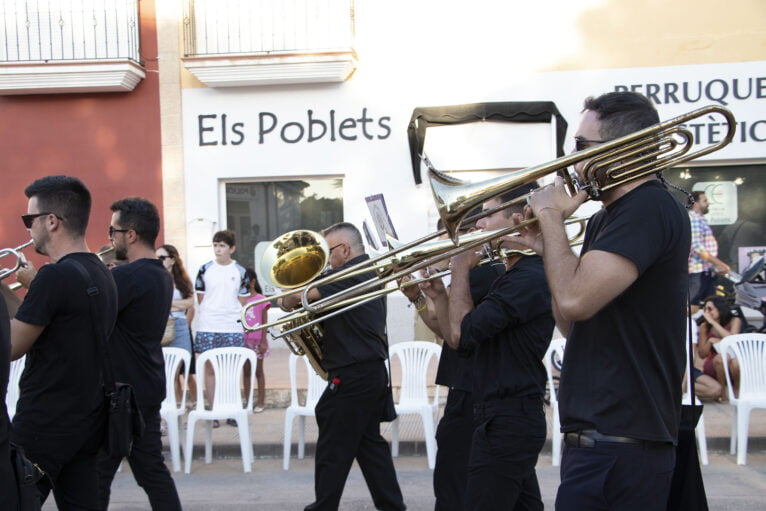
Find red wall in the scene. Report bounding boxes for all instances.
[0,0,162,272]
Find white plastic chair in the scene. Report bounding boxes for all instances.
[389,341,441,470]
[184,347,257,473]
[161,347,191,472]
[283,353,326,470]
[682,322,708,466]
[543,338,565,466]
[6,355,25,420]
[717,333,766,465]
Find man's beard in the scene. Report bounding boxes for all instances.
[33,232,49,257]
[114,244,128,260]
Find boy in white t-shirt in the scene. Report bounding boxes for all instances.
[194,230,249,414]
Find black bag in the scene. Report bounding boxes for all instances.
[9,442,45,511]
[666,311,709,511]
[106,382,145,458]
[69,259,145,457]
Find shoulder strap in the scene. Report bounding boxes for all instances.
[69,258,116,395]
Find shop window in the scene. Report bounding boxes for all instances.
[225,178,343,274]
[670,163,766,272]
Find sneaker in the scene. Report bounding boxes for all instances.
[253,406,265,413]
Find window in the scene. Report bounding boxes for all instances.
[670,163,766,272]
[225,178,343,273]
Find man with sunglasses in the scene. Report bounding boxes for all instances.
[97,197,181,510]
[517,92,690,510]
[280,222,405,511]
[10,175,119,508]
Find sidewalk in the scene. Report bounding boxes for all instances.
[177,346,766,462]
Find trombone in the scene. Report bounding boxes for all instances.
[295,105,735,315]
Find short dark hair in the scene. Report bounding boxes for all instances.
[110,197,161,245]
[497,181,540,217]
[24,175,91,236]
[322,222,364,253]
[582,92,659,140]
[213,229,236,247]
[691,191,706,203]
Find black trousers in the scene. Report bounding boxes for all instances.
[305,360,405,511]
[11,411,106,510]
[555,438,675,510]
[433,389,474,511]
[464,397,546,511]
[97,405,181,511]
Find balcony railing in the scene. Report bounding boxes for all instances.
[0,0,144,94]
[182,0,357,87]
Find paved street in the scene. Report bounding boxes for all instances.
[44,348,766,510]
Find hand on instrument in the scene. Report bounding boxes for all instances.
[450,245,482,275]
[528,175,588,221]
[279,292,301,312]
[15,259,37,289]
[419,269,446,300]
[509,209,544,255]
[398,274,422,302]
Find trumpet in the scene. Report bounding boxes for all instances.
[0,240,33,280]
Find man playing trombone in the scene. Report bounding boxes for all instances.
[279,222,405,511]
[422,184,554,511]
[517,91,690,510]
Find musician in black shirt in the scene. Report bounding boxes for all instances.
[280,222,405,511]
[11,176,119,508]
[97,197,181,510]
[426,184,553,511]
[400,214,503,511]
[520,92,689,509]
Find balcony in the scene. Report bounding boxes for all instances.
[182,0,357,88]
[0,0,144,95]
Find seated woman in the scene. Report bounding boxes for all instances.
[698,295,742,401]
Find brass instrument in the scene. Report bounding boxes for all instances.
[431,105,736,242]
[0,240,33,280]
[291,106,735,316]
[250,106,736,360]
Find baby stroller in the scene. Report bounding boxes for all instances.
[732,255,766,333]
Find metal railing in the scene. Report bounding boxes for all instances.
[0,0,140,63]
[183,0,354,57]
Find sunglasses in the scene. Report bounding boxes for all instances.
[108,226,130,240]
[329,243,346,253]
[21,212,63,229]
[158,255,171,261]
[574,136,607,152]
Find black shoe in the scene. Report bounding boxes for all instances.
[226,419,238,427]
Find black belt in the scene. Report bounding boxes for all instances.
[564,429,645,448]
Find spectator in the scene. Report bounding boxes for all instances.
[698,295,742,402]
[11,175,118,508]
[688,191,730,314]
[242,267,270,413]
[194,230,249,424]
[157,244,197,407]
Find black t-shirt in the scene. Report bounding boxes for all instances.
[435,263,505,391]
[559,180,690,443]
[317,254,388,371]
[110,259,174,407]
[13,253,118,434]
[0,294,16,508]
[458,256,554,402]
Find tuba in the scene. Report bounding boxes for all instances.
[243,229,331,379]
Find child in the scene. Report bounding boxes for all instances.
[194,230,249,425]
[242,267,270,412]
